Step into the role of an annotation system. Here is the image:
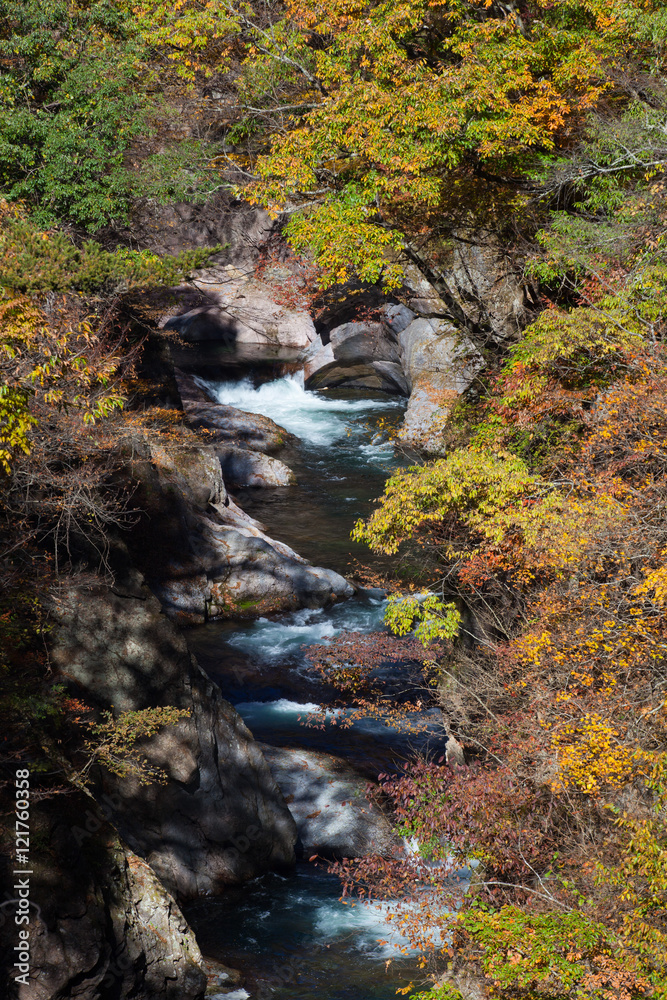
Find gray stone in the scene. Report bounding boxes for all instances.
[162,273,316,349]
[400,317,480,393]
[130,192,273,267]
[443,233,531,343]
[303,321,408,395]
[9,805,207,1000]
[398,317,484,453]
[401,262,451,317]
[383,303,417,334]
[401,234,534,345]
[125,434,352,622]
[260,745,396,859]
[49,579,298,901]
[182,398,297,455]
[216,445,296,487]
[329,321,401,364]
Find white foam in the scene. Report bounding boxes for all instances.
[233,699,440,739]
[234,699,342,731]
[237,698,331,717]
[205,373,399,448]
[225,598,388,664]
[313,897,445,959]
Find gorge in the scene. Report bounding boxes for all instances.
[13,274,477,999]
[2,4,666,1000]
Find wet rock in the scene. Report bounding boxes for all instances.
[182,398,297,455]
[303,321,409,395]
[398,317,483,453]
[7,799,207,1000]
[125,434,352,622]
[173,369,298,486]
[50,578,298,901]
[259,745,396,859]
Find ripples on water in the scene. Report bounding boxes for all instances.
[186,865,439,1000]
[225,592,388,662]
[205,371,402,453]
[183,363,455,997]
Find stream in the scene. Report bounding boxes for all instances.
[180,347,453,999]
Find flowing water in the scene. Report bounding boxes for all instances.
[181,351,453,998]
[206,370,405,575]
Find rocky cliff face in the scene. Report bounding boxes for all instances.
[2,799,206,1000]
[49,578,298,901]
[396,314,484,453]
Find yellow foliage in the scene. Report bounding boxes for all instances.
[552,713,648,796]
[635,554,667,606]
[0,293,124,474]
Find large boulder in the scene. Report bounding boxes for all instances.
[3,798,206,1000]
[162,269,316,350]
[259,745,396,859]
[175,369,298,487]
[216,446,296,487]
[184,399,296,454]
[125,434,352,623]
[304,321,409,395]
[440,231,533,344]
[49,578,298,901]
[398,317,484,453]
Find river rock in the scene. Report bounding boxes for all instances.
[259,745,396,859]
[174,369,298,486]
[8,796,207,1000]
[181,397,296,454]
[304,321,409,395]
[162,271,316,349]
[49,578,298,901]
[398,317,484,453]
[125,434,352,621]
[175,370,297,452]
[216,445,296,487]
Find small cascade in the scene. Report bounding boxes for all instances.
[204,372,401,453]
[180,354,459,998]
